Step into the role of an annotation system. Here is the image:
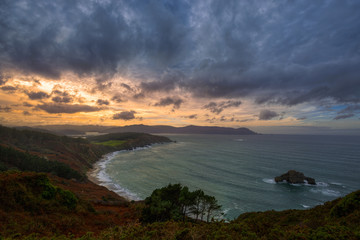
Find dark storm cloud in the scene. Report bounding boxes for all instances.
[154,97,183,109]
[0,0,191,80]
[26,91,50,100]
[37,103,101,114]
[334,114,355,120]
[259,110,279,120]
[113,111,136,120]
[203,100,242,114]
[1,0,360,109]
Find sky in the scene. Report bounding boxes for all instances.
[0,0,359,134]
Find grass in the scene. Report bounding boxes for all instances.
[93,140,126,147]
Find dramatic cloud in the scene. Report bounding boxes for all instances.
[37,103,101,114]
[23,111,31,116]
[113,111,136,120]
[26,91,50,100]
[259,110,279,120]
[0,0,359,129]
[203,100,242,114]
[97,99,110,106]
[154,97,183,109]
[1,0,359,106]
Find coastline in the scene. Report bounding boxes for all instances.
[86,139,174,201]
[86,148,150,201]
[86,157,103,186]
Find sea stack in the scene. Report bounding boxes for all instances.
[275,170,316,185]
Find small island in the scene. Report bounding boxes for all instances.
[275,170,316,185]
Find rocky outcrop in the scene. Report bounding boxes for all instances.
[275,170,316,185]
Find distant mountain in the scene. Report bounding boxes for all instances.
[104,124,258,135]
[34,124,258,135]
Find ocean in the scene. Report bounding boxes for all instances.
[91,134,360,220]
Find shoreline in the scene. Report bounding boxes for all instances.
[86,151,138,201]
[86,157,104,186]
[86,147,154,201]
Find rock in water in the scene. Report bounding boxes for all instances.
[275,170,316,185]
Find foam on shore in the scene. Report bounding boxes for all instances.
[87,150,143,201]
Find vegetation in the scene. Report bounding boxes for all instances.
[0,171,359,239]
[0,145,83,180]
[88,132,172,150]
[0,125,110,174]
[94,140,126,147]
[0,172,138,238]
[141,184,221,223]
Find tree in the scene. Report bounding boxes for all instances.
[205,195,221,222]
[141,183,221,223]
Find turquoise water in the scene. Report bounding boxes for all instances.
[94,134,360,220]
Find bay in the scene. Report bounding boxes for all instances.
[94,134,360,220]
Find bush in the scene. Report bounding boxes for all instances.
[330,191,360,217]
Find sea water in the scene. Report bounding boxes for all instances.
[94,134,360,220]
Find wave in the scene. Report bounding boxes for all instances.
[310,188,341,197]
[315,182,329,187]
[262,178,276,184]
[330,182,343,186]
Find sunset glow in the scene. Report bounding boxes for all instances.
[1,1,359,134]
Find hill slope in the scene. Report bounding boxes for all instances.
[0,172,138,238]
[0,125,109,174]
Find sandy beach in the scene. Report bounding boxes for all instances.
[86,160,103,185]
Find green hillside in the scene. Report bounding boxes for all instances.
[88,132,173,150]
